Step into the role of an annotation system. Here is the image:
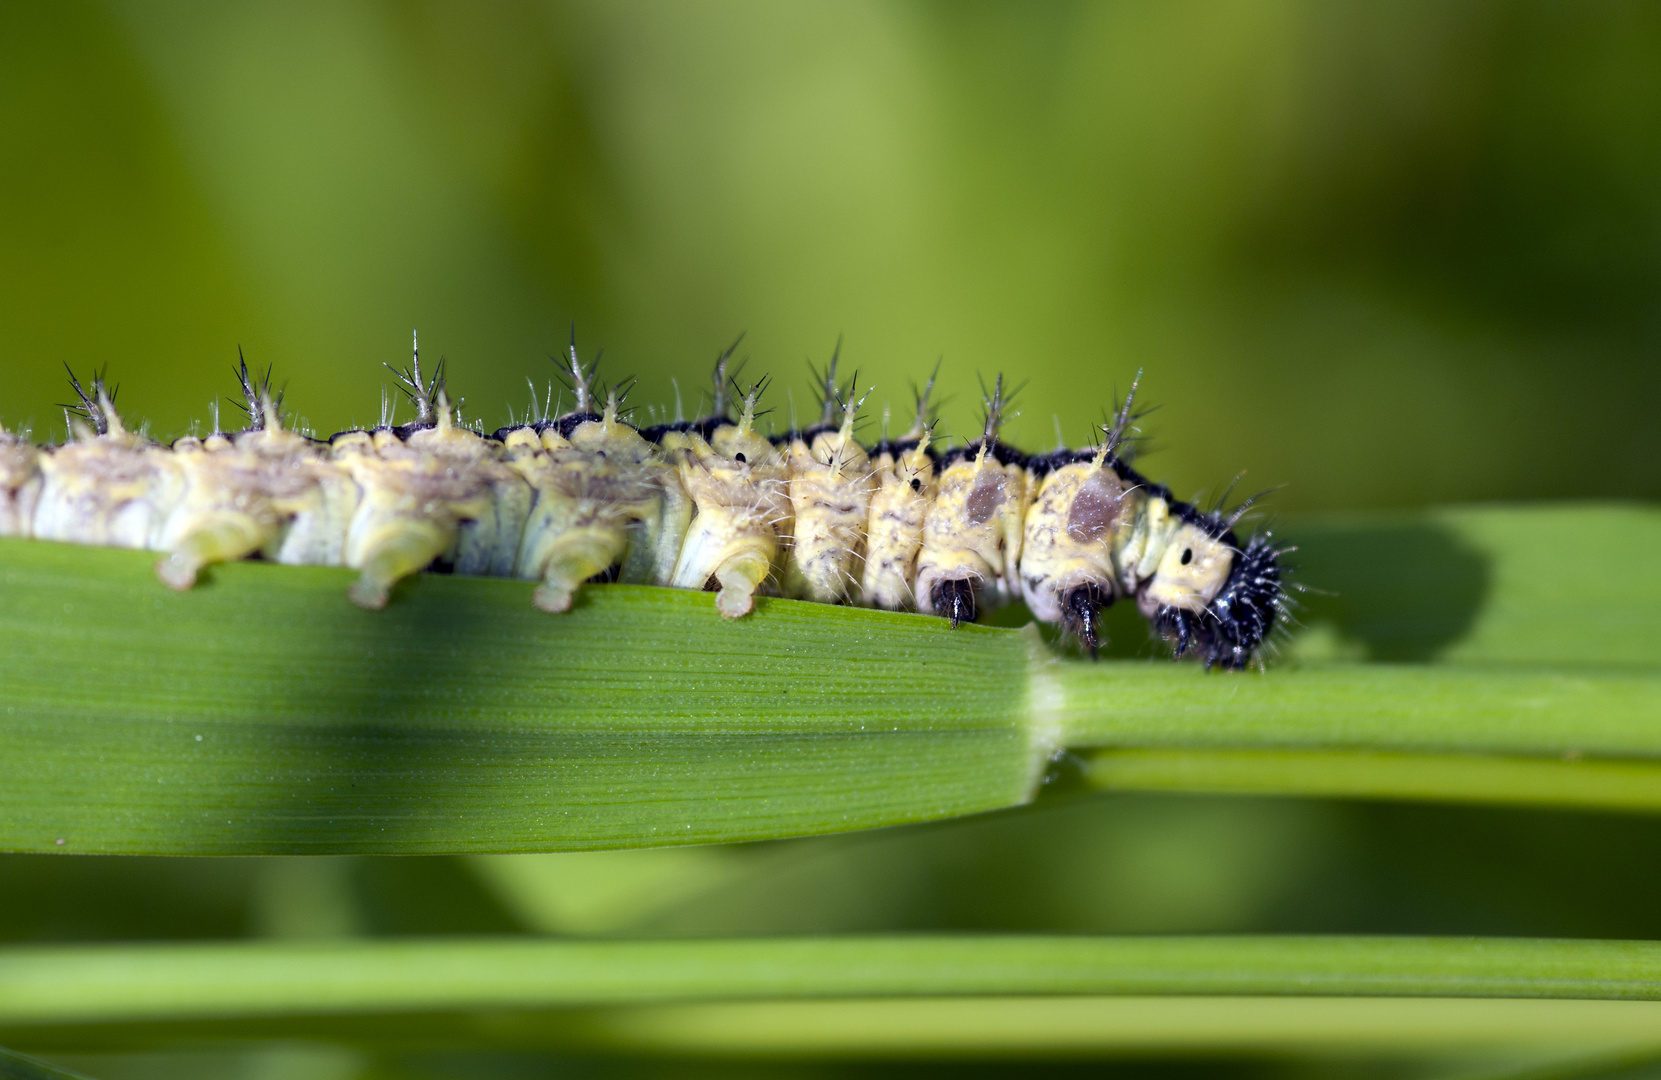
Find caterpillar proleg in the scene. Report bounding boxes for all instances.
[7,337,1288,669]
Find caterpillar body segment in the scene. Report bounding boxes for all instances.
[619,459,693,589]
[914,376,1029,627]
[915,441,1029,627]
[859,433,935,611]
[13,342,1286,667]
[781,384,876,606]
[566,393,690,591]
[405,411,530,582]
[503,396,671,614]
[667,383,790,619]
[149,361,323,589]
[154,417,323,591]
[509,435,629,614]
[269,448,359,569]
[859,366,940,611]
[0,426,43,539]
[1018,448,1140,657]
[1128,493,1284,671]
[336,404,499,610]
[618,424,696,589]
[1133,508,1232,618]
[34,375,183,551]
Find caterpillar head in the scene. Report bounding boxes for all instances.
[1142,526,1283,670]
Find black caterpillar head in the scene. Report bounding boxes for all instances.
[1151,533,1284,671]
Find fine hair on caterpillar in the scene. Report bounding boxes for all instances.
[0,336,1291,669]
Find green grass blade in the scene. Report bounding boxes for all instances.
[13,998,1661,1060]
[0,538,1037,855]
[0,1046,95,1080]
[6,936,1661,1027]
[1085,749,1661,811]
[1054,503,1661,806]
[1051,664,1661,757]
[1283,503,1661,669]
[1,502,1657,856]
[466,998,1661,1058]
[13,936,1661,1060]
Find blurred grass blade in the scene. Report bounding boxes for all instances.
[1052,664,1661,757]
[1085,749,1661,811]
[508,999,1661,1060]
[0,1046,95,1080]
[0,503,1657,856]
[1281,503,1661,669]
[12,997,1661,1060]
[7,937,1661,1028]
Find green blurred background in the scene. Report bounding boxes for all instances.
[3,0,1659,508]
[3,2,1661,1077]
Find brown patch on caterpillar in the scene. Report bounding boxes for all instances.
[782,348,874,604]
[34,369,183,551]
[914,375,1028,626]
[1066,470,1126,543]
[669,375,788,618]
[964,467,1007,526]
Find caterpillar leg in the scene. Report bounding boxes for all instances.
[347,522,453,610]
[713,549,772,618]
[1060,582,1113,659]
[530,529,628,614]
[929,577,979,628]
[155,516,270,591]
[155,551,206,591]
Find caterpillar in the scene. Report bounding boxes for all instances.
[0,335,1288,669]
